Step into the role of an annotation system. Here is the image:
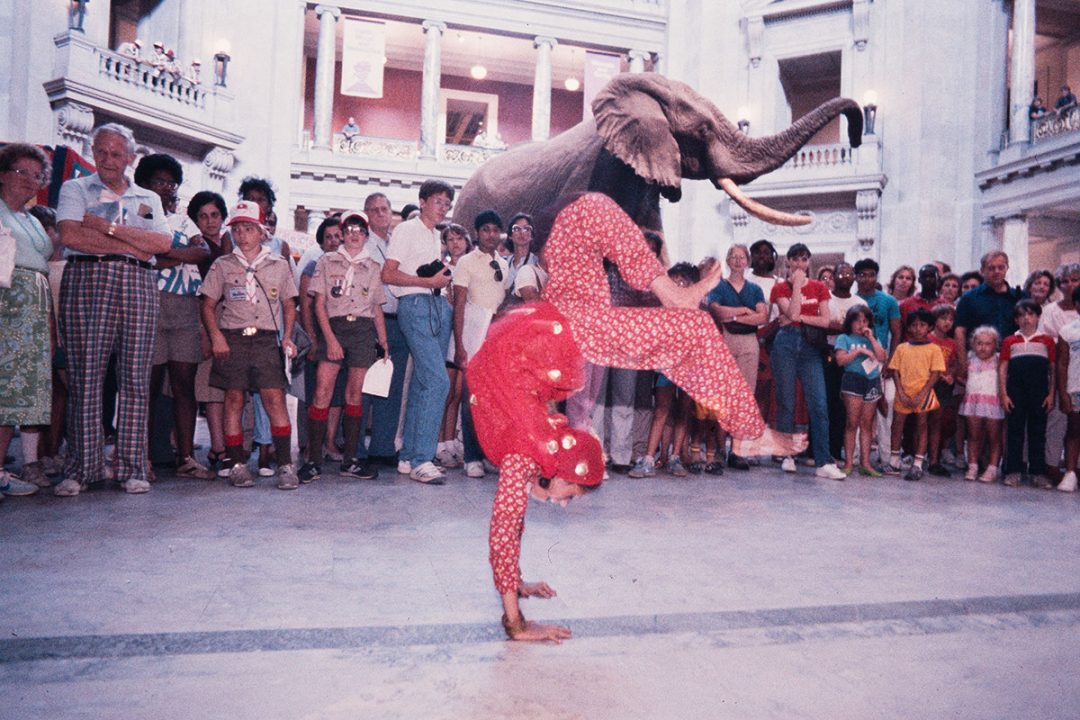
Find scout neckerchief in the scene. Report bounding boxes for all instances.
[336,245,372,297]
[232,246,272,304]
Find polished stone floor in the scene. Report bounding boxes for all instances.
[2,453,1079,719]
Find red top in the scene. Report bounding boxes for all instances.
[929,334,958,376]
[770,279,831,325]
[1000,333,1056,363]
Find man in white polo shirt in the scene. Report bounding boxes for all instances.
[380,180,455,484]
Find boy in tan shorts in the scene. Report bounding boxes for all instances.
[198,200,299,489]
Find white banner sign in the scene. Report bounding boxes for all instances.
[584,52,622,114]
[341,19,385,98]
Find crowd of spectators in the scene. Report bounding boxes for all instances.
[1,120,1079,501]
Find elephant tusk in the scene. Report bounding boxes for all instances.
[718,178,811,227]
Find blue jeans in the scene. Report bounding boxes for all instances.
[770,327,832,466]
[460,375,483,463]
[359,314,408,459]
[398,293,452,466]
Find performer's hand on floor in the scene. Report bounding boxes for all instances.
[513,621,572,643]
[519,581,557,599]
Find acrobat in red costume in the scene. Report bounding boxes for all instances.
[470,193,799,643]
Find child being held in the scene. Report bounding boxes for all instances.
[884,308,945,480]
[999,299,1056,488]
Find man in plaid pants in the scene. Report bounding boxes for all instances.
[54,123,173,495]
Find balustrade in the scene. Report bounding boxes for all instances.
[1032,105,1079,143]
[99,50,207,108]
[784,143,857,170]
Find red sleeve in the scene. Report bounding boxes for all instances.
[807,280,831,303]
[489,454,537,595]
[1040,335,1057,364]
[999,335,1016,361]
[770,281,792,304]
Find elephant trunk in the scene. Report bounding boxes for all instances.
[723,98,863,185]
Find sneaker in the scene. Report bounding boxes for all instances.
[780,457,797,473]
[668,457,689,477]
[323,449,343,463]
[1002,473,1021,488]
[903,465,924,482]
[0,472,39,496]
[1032,475,1053,490]
[927,463,951,478]
[20,462,52,488]
[815,463,846,480]
[978,466,999,484]
[228,463,255,488]
[964,463,979,481]
[464,461,486,478]
[39,456,65,476]
[277,464,300,490]
[54,478,81,497]
[704,461,724,476]
[883,462,903,476]
[436,444,461,469]
[954,454,970,471]
[176,456,214,480]
[397,459,413,475]
[687,462,705,475]
[410,461,445,485]
[257,444,275,477]
[726,453,751,471]
[941,449,957,467]
[298,463,321,484]
[341,459,377,480]
[123,477,151,494]
[1058,471,1078,492]
[858,465,883,478]
[628,456,655,478]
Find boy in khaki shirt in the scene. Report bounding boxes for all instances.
[198,201,299,489]
[301,210,389,483]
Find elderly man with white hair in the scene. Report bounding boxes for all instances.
[55,123,173,496]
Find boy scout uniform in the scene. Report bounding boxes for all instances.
[199,248,298,390]
[310,248,386,368]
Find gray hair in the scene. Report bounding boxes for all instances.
[0,142,51,187]
[1055,262,1080,283]
[90,123,137,154]
[970,325,1000,349]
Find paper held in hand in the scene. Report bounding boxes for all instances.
[362,358,394,397]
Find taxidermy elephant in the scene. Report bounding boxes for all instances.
[453,73,862,233]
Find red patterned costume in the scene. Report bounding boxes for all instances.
[471,194,769,598]
[543,193,766,437]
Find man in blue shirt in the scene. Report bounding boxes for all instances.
[955,250,1022,354]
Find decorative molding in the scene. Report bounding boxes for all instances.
[203,147,236,183]
[421,19,447,34]
[54,101,94,148]
[745,16,764,69]
[855,189,879,251]
[336,135,418,161]
[314,4,341,19]
[852,0,870,50]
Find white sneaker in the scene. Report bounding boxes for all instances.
[436,444,461,469]
[1058,471,1077,493]
[464,461,485,478]
[410,461,445,485]
[815,463,847,480]
[780,457,797,473]
[397,459,412,475]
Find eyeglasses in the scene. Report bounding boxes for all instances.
[7,168,45,183]
[489,259,503,282]
[148,177,179,190]
[428,198,452,209]
[510,225,533,235]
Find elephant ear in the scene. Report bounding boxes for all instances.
[592,75,682,195]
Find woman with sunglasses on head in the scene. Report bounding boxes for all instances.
[0,143,54,496]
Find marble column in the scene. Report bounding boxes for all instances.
[532,36,557,142]
[1008,0,1035,144]
[628,50,649,74]
[1000,214,1029,286]
[312,5,340,149]
[420,20,446,159]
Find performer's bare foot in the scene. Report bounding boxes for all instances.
[651,262,724,310]
[732,428,809,459]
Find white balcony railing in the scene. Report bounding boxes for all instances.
[1032,105,1079,143]
[98,51,208,108]
[334,134,418,161]
[784,142,857,170]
